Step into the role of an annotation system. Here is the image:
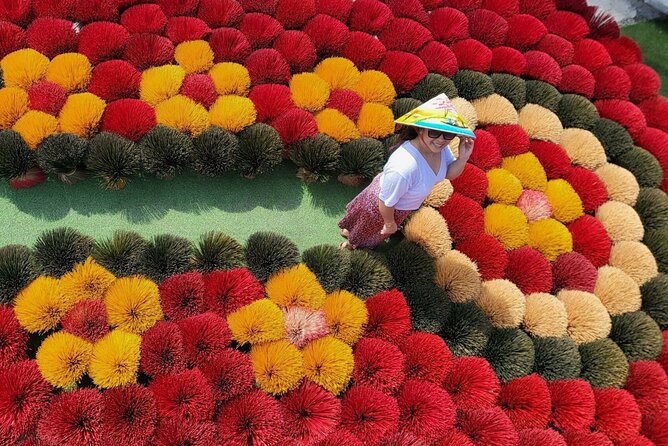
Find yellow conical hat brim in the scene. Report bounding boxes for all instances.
[395,94,476,139]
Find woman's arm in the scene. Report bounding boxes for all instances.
[444,156,467,180]
[379,200,398,235]
[445,137,474,180]
[378,170,410,235]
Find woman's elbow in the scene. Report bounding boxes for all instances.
[445,171,459,180]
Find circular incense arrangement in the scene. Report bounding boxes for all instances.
[0,0,667,445]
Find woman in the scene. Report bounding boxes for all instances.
[338,94,475,250]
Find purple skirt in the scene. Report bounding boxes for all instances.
[338,174,412,249]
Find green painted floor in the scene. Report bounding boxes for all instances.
[0,163,361,251]
[622,18,668,96]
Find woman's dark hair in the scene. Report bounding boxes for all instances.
[388,126,419,153]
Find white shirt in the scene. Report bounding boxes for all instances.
[378,141,456,211]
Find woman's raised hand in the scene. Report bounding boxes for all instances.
[458,137,474,160]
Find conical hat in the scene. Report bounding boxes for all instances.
[395,94,476,138]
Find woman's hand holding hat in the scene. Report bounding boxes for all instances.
[458,137,474,161]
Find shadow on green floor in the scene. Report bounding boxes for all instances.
[1,164,301,223]
[0,162,362,250]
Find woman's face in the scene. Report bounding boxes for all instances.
[419,128,457,153]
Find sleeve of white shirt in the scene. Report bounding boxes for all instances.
[378,170,410,208]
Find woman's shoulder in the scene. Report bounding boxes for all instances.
[389,141,419,162]
[385,143,419,175]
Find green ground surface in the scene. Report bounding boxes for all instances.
[0,163,360,251]
[622,18,668,96]
[1,19,666,250]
